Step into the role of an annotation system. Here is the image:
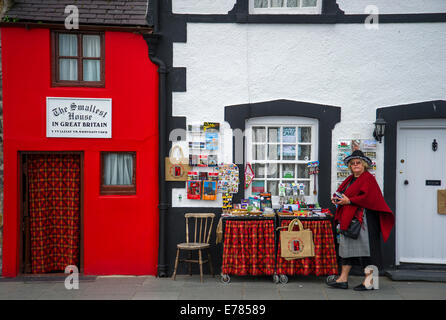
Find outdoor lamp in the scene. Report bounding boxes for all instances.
[373,118,386,143]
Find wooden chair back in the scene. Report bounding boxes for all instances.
[184,213,215,245]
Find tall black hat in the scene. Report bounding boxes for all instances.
[343,150,372,166]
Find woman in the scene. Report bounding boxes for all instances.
[326,150,394,291]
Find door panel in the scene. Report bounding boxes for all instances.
[23,153,81,273]
[397,121,446,264]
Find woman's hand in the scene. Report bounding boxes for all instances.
[336,194,351,206]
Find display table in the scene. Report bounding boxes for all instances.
[221,216,275,281]
[276,216,338,283]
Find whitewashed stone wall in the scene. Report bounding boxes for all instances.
[171,21,446,207]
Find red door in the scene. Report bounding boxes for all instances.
[23,153,81,274]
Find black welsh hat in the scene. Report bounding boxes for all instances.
[343,150,372,166]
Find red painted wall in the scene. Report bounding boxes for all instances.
[1,27,159,276]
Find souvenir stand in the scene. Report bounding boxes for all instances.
[217,162,338,284]
[180,121,338,284]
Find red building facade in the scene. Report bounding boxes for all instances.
[1,26,159,277]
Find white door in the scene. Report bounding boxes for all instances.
[396,119,446,264]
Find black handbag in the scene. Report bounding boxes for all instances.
[340,218,361,239]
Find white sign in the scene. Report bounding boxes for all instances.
[47,97,112,138]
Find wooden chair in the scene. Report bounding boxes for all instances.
[172,213,215,282]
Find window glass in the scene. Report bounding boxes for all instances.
[254,0,268,8]
[299,127,311,142]
[267,163,279,178]
[298,145,311,161]
[302,0,317,7]
[271,0,284,7]
[252,127,266,143]
[83,60,100,81]
[282,164,295,179]
[83,35,101,57]
[247,122,315,199]
[53,31,104,86]
[59,34,77,56]
[101,152,136,195]
[59,59,78,81]
[103,153,134,185]
[268,144,280,160]
[268,127,280,143]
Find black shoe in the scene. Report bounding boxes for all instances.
[326,276,348,289]
[353,283,374,291]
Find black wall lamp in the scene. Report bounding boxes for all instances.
[373,118,387,143]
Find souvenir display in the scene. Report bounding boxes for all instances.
[187,180,201,200]
[202,180,217,200]
[204,122,219,151]
[222,192,233,213]
[188,122,220,168]
[218,163,239,194]
[208,172,219,181]
[199,172,208,181]
[260,193,272,211]
[208,154,218,167]
[244,163,255,189]
[199,155,208,167]
[188,171,198,180]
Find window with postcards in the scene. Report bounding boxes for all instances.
[245,117,319,205]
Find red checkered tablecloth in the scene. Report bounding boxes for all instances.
[222,220,275,276]
[277,219,338,276]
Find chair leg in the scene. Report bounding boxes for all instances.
[172,248,180,280]
[207,250,214,277]
[198,249,204,283]
[188,251,192,276]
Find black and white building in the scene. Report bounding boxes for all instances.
[148,0,446,279]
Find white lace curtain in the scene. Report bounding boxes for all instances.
[59,34,100,81]
[103,153,134,185]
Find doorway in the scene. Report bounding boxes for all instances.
[396,119,446,264]
[20,152,83,274]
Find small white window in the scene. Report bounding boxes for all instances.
[250,0,322,14]
[245,117,318,204]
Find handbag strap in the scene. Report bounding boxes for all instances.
[288,218,304,232]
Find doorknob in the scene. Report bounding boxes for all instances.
[404,180,409,185]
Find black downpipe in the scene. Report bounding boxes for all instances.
[144,29,169,277]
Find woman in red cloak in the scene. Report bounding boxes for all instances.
[326,150,395,291]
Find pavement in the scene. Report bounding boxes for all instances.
[1,274,446,300]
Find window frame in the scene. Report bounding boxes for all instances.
[250,0,322,14]
[100,152,136,195]
[51,30,105,88]
[245,117,318,204]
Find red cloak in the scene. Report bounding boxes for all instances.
[335,171,395,242]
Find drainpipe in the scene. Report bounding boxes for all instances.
[143,31,169,277]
